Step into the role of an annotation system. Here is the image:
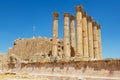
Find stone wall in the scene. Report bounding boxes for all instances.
[14,60,120,78]
[8,37,63,62]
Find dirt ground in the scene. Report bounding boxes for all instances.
[0,74,50,80]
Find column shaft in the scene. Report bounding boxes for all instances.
[52,12,59,58]
[93,22,99,59]
[97,25,102,59]
[64,13,70,58]
[75,6,83,57]
[82,12,89,58]
[8,48,13,63]
[87,16,94,59]
[70,15,76,57]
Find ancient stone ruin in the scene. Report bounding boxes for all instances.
[6,5,120,80]
[8,37,63,63]
[8,5,102,63]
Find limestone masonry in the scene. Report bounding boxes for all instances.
[8,5,102,63]
[8,38,63,63]
[6,5,120,80]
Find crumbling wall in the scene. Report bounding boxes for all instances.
[8,37,63,62]
[19,60,120,77]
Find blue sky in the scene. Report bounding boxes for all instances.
[0,0,120,59]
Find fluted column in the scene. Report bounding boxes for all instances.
[70,15,76,57]
[82,12,89,59]
[52,12,59,58]
[64,12,70,58]
[93,22,99,59]
[97,24,102,59]
[87,16,94,59]
[75,6,83,58]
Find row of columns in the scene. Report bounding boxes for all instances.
[52,5,102,60]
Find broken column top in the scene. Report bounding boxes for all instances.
[87,16,92,22]
[70,15,75,20]
[75,5,83,12]
[82,12,87,18]
[97,24,101,29]
[93,21,97,26]
[53,12,59,19]
[64,12,69,17]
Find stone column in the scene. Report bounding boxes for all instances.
[52,12,59,58]
[82,12,89,59]
[70,15,76,57]
[64,12,70,58]
[97,24,102,59]
[87,16,94,59]
[75,6,83,58]
[93,22,99,59]
[8,48,13,63]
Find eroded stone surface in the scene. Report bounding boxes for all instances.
[8,37,63,63]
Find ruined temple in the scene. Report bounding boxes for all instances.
[7,5,120,80]
[8,5,102,63]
